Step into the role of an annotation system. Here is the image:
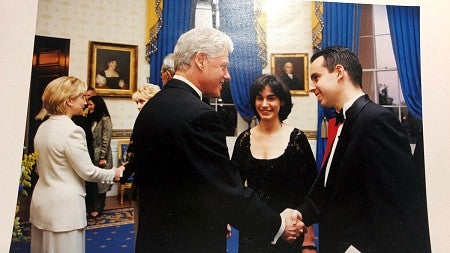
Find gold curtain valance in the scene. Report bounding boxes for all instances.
[312,1,323,52]
[146,0,163,61]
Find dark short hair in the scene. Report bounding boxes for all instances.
[311,46,362,86]
[250,74,293,122]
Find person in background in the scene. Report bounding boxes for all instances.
[85,86,97,96]
[72,87,97,161]
[30,76,123,253]
[118,83,161,232]
[131,27,305,252]
[83,87,97,114]
[160,53,175,86]
[232,74,317,253]
[85,95,113,219]
[131,84,161,111]
[159,52,211,105]
[299,46,430,252]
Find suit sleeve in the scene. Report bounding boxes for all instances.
[176,110,281,242]
[363,111,425,247]
[120,137,136,184]
[65,127,115,183]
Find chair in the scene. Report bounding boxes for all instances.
[117,139,133,206]
[118,175,133,206]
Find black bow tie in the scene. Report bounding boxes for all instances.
[335,108,345,126]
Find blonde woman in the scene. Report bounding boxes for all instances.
[30,76,124,253]
[131,84,161,111]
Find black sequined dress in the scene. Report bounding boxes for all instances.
[231,128,317,253]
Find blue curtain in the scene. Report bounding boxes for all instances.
[387,6,421,119]
[149,0,195,87]
[315,3,361,170]
[219,0,262,122]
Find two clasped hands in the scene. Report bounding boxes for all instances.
[280,208,306,243]
[113,166,125,182]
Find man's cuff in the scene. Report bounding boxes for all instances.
[271,214,285,245]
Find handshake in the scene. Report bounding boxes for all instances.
[280,208,307,243]
[113,165,125,182]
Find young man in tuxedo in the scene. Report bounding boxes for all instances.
[300,46,430,252]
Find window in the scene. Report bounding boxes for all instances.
[359,4,408,123]
[359,4,422,144]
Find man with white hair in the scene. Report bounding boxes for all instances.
[131,27,305,252]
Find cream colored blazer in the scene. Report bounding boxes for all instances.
[30,115,115,232]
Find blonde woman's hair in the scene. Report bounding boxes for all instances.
[41,76,87,116]
[35,108,49,120]
[132,84,160,102]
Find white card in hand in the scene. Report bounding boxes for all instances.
[345,245,362,253]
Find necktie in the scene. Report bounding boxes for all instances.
[321,118,340,167]
[335,108,345,126]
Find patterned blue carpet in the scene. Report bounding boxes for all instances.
[10,207,135,253]
[86,223,134,252]
[10,207,239,253]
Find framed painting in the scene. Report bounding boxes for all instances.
[88,41,137,97]
[271,53,309,95]
[117,139,130,164]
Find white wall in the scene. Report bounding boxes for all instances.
[264,1,318,131]
[35,0,148,129]
[36,0,318,133]
[2,0,450,252]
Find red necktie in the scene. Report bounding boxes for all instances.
[321,118,342,167]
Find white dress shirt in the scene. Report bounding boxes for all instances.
[324,94,364,186]
[173,75,203,100]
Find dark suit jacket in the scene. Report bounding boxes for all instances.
[300,95,430,253]
[131,78,281,252]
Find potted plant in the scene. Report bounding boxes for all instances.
[12,151,37,241]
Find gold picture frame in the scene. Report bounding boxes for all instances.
[88,41,137,97]
[117,139,130,164]
[271,53,309,96]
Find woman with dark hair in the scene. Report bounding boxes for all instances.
[231,74,318,253]
[85,95,113,219]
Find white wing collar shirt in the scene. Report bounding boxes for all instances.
[324,94,364,186]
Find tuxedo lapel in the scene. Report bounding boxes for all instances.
[324,95,370,188]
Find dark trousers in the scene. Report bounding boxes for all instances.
[86,182,106,214]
